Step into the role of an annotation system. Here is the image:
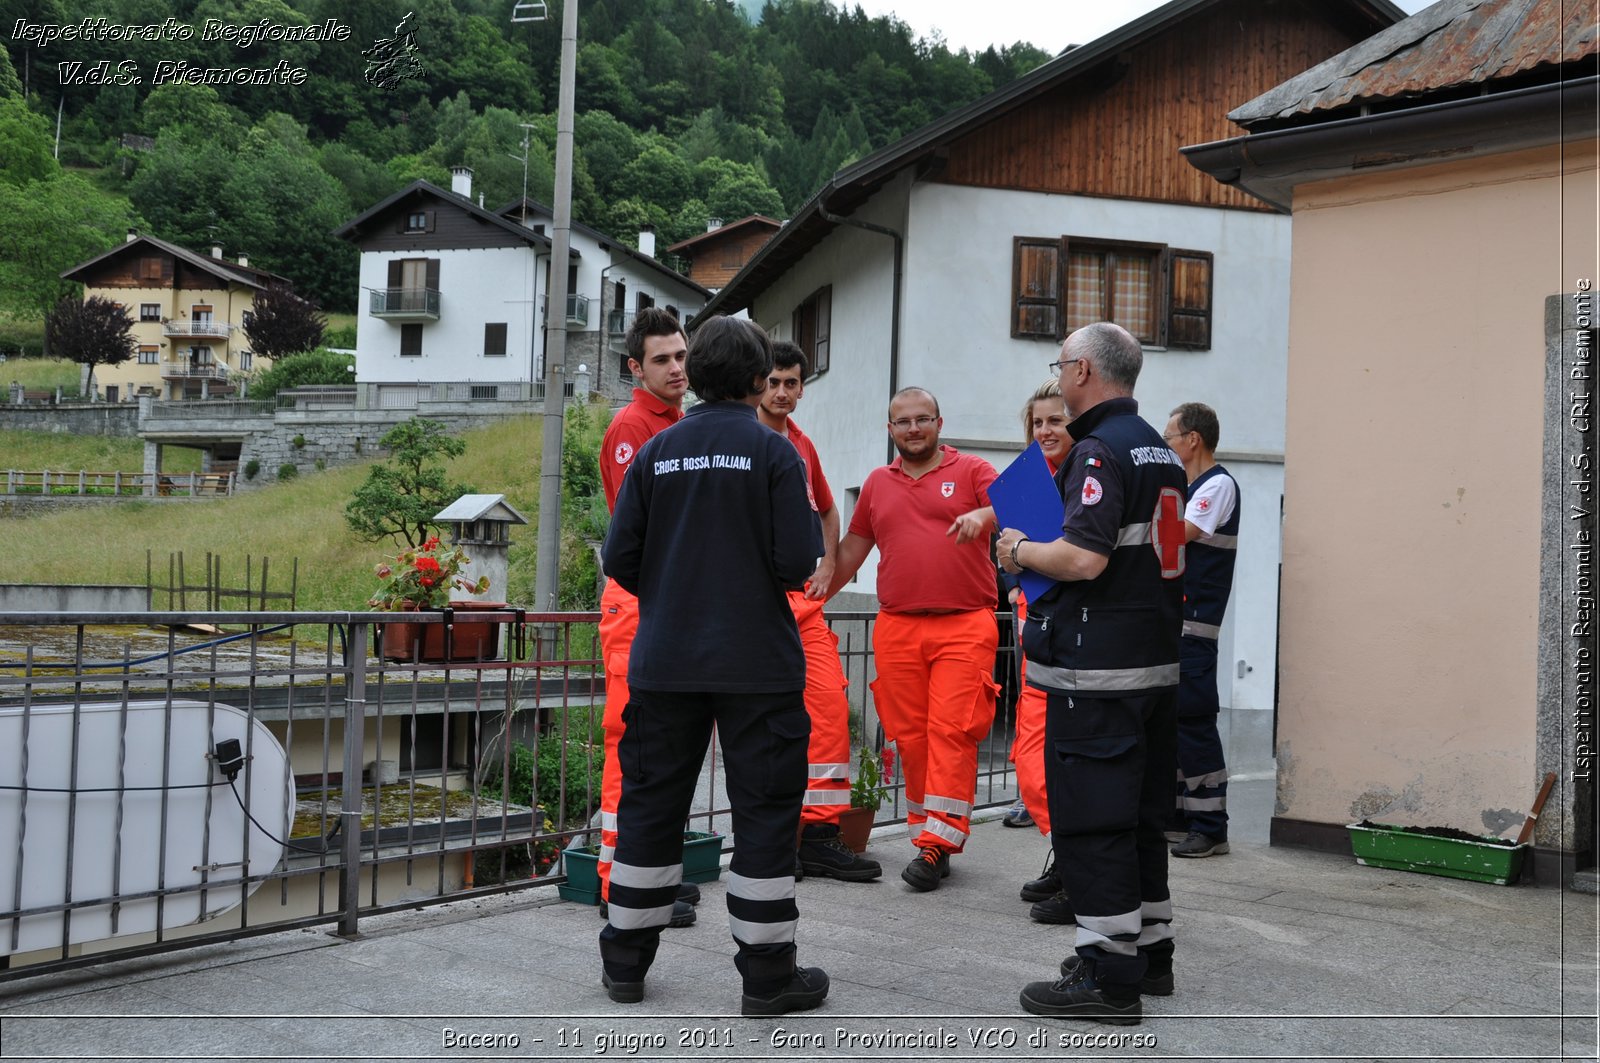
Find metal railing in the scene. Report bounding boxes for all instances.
[145,400,275,419]
[159,359,229,381]
[2,470,234,497]
[370,288,441,318]
[0,608,1022,980]
[161,321,235,339]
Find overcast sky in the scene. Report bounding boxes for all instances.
[845,0,1436,56]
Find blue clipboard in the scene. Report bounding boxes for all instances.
[988,441,1064,603]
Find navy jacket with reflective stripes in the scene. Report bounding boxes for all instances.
[1021,397,1186,698]
[1183,464,1240,637]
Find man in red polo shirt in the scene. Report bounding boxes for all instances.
[596,307,698,926]
[758,342,881,883]
[826,387,999,891]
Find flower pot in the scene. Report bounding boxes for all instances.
[837,805,875,853]
[1346,822,1528,886]
[558,831,724,906]
[379,601,504,663]
[558,846,602,904]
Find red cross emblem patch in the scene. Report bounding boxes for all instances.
[613,441,633,465]
[1151,487,1186,579]
[940,481,955,498]
[1081,476,1103,506]
[1195,497,1210,514]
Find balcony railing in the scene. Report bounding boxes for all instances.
[607,308,633,335]
[161,321,234,340]
[370,287,441,320]
[541,293,590,328]
[159,358,228,381]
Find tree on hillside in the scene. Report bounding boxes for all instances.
[47,295,135,397]
[0,174,135,356]
[0,96,56,187]
[243,284,328,361]
[345,418,477,548]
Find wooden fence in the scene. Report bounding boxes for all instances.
[146,551,298,611]
[3,470,235,497]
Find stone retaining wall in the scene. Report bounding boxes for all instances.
[0,403,140,437]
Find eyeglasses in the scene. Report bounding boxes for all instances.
[889,415,938,431]
[1162,429,1191,442]
[1048,357,1083,373]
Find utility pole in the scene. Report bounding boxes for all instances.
[532,0,578,611]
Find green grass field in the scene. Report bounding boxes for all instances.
[2,357,82,396]
[8,416,548,612]
[0,428,202,474]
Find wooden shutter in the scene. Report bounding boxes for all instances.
[1165,249,1213,350]
[812,286,831,375]
[484,323,507,355]
[425,209,435,233]
[425,259,440,291]
[400,323,422,357]
[1012,237,1064,340]
[387,260,403,289]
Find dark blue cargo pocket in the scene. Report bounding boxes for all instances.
[1050,731,1141,835]
[763,708,811,799]
[617,699,645,783]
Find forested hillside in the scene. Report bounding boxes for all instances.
[0,0,1050,329]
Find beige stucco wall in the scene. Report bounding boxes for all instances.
[89,283,263,399]
[1278,142,1598,834]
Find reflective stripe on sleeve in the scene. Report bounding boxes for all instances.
[1182,620,1221,640]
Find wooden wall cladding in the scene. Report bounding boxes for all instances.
[937,0,1362,210]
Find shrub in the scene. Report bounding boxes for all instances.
[292,434,306,449]
[482,714,605,830]
[243,459,260,480]
[277,463,298,480]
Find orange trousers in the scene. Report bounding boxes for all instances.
[869,609,998,854]
[595,579,637,901]
[790,591,852,826]
[1008,602,1052,838]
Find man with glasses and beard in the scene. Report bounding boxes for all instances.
[825,387,999,892]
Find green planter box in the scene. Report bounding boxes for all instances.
[558,831,724,905]
[1347,822,1528,886]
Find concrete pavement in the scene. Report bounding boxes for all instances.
[1,788,1594,1063]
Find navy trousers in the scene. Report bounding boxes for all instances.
[1045,688,1176,991]
[598,688,809,994]
[1175,635,1229,839]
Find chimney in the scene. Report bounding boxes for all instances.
[706,217,723,232]
[211,245,223,259]
[125,227,138,243]
[237,254,249,267]
[638,223,656,259]
[450,165,473,198]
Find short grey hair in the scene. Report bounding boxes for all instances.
[1067,322,1142,393]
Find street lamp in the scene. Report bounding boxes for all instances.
[516,0,579,612]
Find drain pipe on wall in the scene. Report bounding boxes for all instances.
[817,204,903,465]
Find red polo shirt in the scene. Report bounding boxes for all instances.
[601,387,683,512]
[848,444,997,613]
[784,417,834,515]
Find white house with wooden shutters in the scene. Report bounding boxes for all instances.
[336,168,708,409]
[697,0,1403,714]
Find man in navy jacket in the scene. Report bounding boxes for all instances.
[599,315,828,1018]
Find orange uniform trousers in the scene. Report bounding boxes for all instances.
[596,579,638,900]
[1006,599,1052,838]
[790,591,852,826]
[869,609,998,854]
